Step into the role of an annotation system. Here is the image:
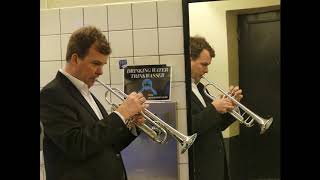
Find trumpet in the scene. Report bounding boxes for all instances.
[201,76,273,134]
[95,79,197,154]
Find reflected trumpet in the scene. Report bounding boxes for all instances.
[95,79,197,154]
[201,76,273,134]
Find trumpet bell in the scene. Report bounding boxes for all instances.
[180,133,197,154]
[260,117,273,134]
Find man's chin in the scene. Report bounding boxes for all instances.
[87,81,95,88]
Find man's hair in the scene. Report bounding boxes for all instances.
[190,36,215,60]
[66,26,111,62]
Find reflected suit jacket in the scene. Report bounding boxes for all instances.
[191,82,236,180]
[40,72,137,180]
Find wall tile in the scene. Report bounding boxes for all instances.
[132,1,157,29]
[157,0,183,27]
[178,163,189,180]
[40,35,61,61]
[159,27,184,55]
[171,82,186,109]
[133,29,158,56]
[84,5,108,31]
[134,56,159,65]
[108,4,132,31]
[60,7,83,34]
[176,109,188,136]
[109,30,133,57]
[40,9,60,35]
[160,55,185,82]
[178,145,189,164]
[40,61,61,87]
[176,109,189,164]
[110,57,134,85]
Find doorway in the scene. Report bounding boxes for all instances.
[236,10,280,180]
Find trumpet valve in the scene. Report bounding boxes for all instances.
[244,117,254,127]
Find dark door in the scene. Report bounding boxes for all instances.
[237,10,280,180]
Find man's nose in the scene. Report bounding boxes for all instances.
[96,67,103,75]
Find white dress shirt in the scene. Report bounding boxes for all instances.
[192,78,207,108]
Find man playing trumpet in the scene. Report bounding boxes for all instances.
[40,26,147,180]
[190,36,243,180]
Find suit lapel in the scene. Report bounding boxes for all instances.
[197,82,213,107]
[56,72,100,121]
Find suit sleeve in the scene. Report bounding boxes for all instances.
[40,89,136,161]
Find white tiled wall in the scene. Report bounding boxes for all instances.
[108,30,133,57]
[108,3,132,31]
[132,1,157,29]
[133,29,158,56]
[60,7,83,33]
[40,35,61,61]
[157,0,183,27]
[40,0,188,179]
[40,9,60,35]
[159,27,184,55]
[160,54,185,82]
[40,61,62,87]
[83,5,108,31]
[134,56,159,65]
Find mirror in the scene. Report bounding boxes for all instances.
[183,0,280,180]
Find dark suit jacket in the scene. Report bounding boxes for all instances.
[40,72,137,180]
[191,82,236,180]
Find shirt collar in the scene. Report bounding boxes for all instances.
[59,69,90,95]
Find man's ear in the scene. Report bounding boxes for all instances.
[70,53,79,65]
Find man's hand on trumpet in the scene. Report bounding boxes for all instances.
[212,97,235,114]
[228,85,243,104]
[212,86,243,114]
[126,114,146,129]
[116,92,149,122]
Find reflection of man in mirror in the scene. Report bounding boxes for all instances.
[139,78,158,96]
[190,36,243,180]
